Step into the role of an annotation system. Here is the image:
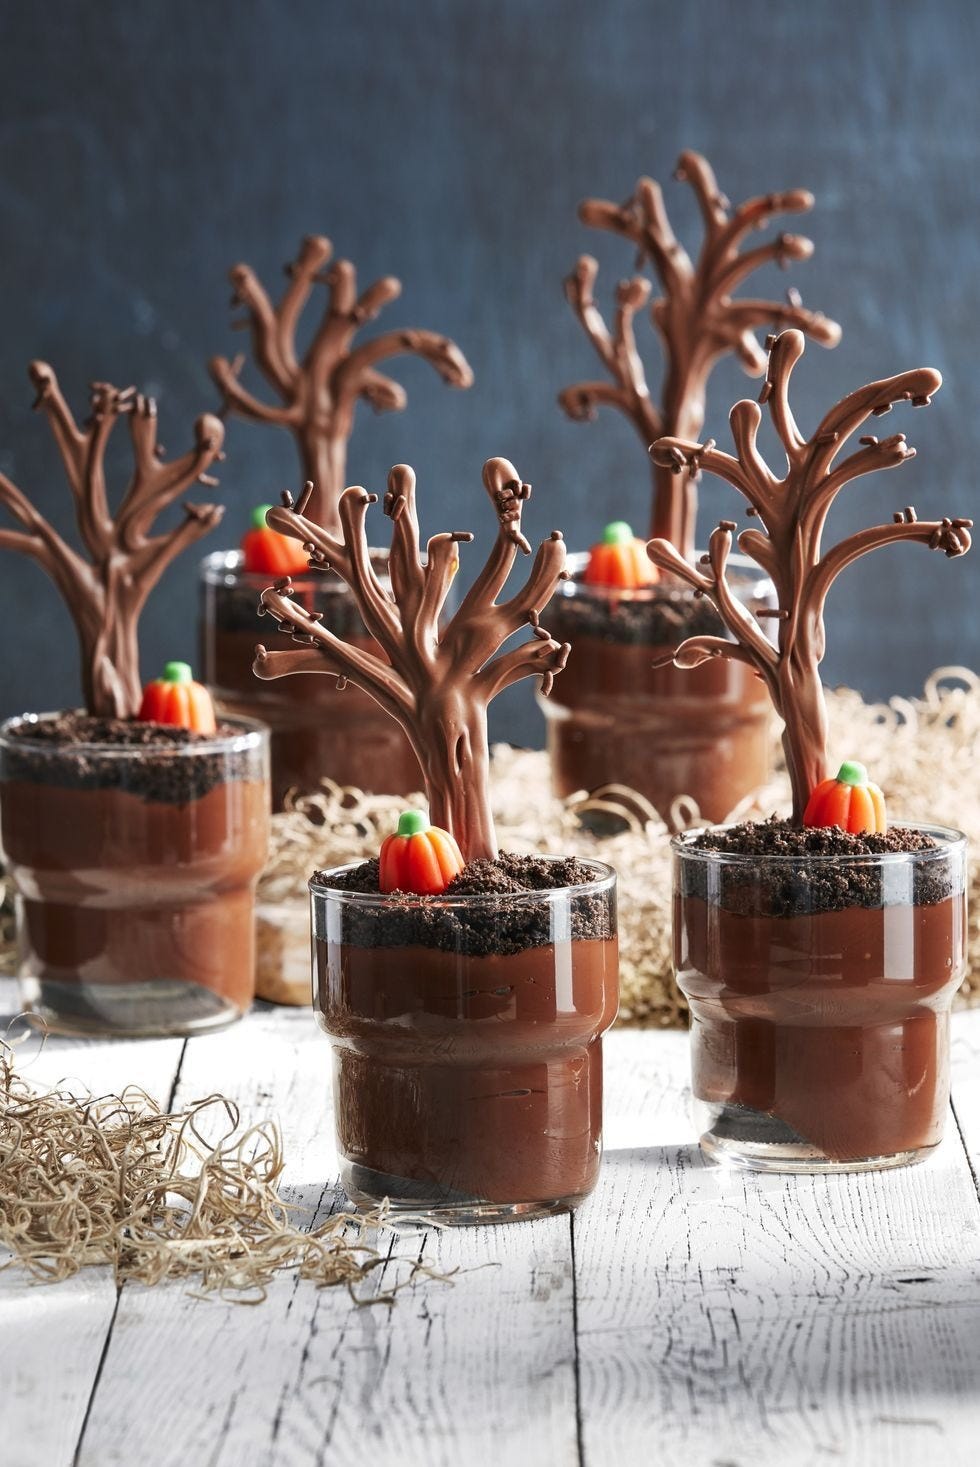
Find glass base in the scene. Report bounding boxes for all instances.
[695,1101,935,1174]
[20,977,247,1039]
[340,1159,585,1226]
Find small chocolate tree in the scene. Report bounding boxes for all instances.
[252,459,569,859]
[0,364,226,720]
[647,329,972,820]
[559,150,841,557]
[209,235,474,532]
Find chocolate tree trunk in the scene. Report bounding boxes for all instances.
[649,460,697,558]
[649,375,705,559]
[415,697,497,863]
[776,647,829,823]
[300,420,350,534]
[78,615,141,720]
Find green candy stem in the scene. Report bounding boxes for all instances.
[836,760,868,787]
[601,520,634,546]
[251,503,274,530]
[162,661,193,684]
[396,810,429,837]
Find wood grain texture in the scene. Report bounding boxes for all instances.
[0,982,184,1467]
[74,1005,579,1467]
[2,988,979,1467]
[951,1007,980,1193]
[575,1030,980,1467]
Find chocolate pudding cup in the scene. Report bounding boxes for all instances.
[312,858,619,1223]
[672,823,968,1172]
[200,550,420,808]
[0,713,270,1038]
[539,553,776,826]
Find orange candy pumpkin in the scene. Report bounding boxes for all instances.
[803,761,887,835]
[584,521,659,589]
[379,811,465,895]
[241,504,309,576]
[137,662,217,735]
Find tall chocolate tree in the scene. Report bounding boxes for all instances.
[0,364,226,720]
[647,329,972,819]
[252,459,569,859]
[210,235,474,532]
[559,150,841,557]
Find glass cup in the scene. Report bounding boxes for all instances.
[539,552,776,826]
[0,713,270,1037]
[199,550,420,808]
[311,858,620,1223]
[672,823,968,1172]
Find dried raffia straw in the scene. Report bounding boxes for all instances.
[0,1021,446,1303]
[250,670,980,1025]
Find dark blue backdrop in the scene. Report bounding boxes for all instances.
[1,0,978,745]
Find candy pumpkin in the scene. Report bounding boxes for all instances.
[584,521,659,589]
[138,662,217,735]
[241,504,309,576]
[379,811,465,895]
[803,760,887,835]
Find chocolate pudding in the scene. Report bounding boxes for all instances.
[200,551,419,807]
[540,554,774,826]
[0,713,270,1037]
[673,820,968,1169]
[312,854,619,1221]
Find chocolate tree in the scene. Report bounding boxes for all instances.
[0,364,225,720]
[252,459,569,859]
[648,329,972,820]
[209,235,473,532]
[559,150,841,557]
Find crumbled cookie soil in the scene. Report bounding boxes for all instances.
[548,568,769,648]
[680,817,957,915]
[2,713,259,804]
[316,852,617,956]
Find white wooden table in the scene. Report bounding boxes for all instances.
[3,981,979,1467]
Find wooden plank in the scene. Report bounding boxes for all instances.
[75,1004,579,1467]
[0,980,184,1467]
[951,1006,980,1195]
[575,1026,980,1467]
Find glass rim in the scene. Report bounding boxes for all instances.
[559,549,774,603]
[199,547,391,590]
[0,710,269,758]
[671,819,967,865]
[310,854,618,907]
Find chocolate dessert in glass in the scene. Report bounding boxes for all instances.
[252,458,619,1222]
[202,234,473,807]
[648,329,972,1171]
[0,367,270,1037]
[547,151,840,825]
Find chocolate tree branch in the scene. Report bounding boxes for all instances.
[648,329,971,820]
[561,152,840,552]
[0,365,225,719]
[254,457,568,860]
[210,236,473,530]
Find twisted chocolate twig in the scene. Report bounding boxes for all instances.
[560,151,841,556]
[253,460,569,860]
[210,236,473,532]
[648,329,972,820]
[0,365,225,719]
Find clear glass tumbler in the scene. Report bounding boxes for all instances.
[539,552,775,825]
[0,713,270,1037]
[311,858,620,1223]
[199,550,420,808]
[672,823,968,1171]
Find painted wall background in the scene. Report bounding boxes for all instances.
[1,0,977,746]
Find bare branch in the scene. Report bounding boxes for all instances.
[211,238,473,528]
